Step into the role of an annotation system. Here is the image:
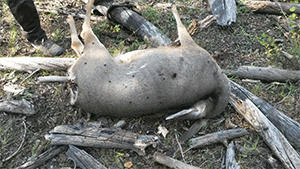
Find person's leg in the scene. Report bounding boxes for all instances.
[6,0,65,56]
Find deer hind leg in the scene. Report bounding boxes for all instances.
[171,4,196,47]
[67,15,84,56]
[80,0,110,56]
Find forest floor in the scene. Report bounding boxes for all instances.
[0,0,300,168]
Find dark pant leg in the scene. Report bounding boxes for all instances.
[6,0,47,43]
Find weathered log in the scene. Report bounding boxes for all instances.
[207,0,237,26]
[82,0,172,47]
[0,57,76,72]
[222,141,241,169]
[230,81,300,152]
[16,146,67,169]
[45,122,158,156]
[181,119,208,142]
[66,145,107,169]
[189,128,249,149]
[38,76,70,83]
[153,152,200,169]
[223,66,300,82]
[243,1,300,15]
[230,81,300,169]
[0,99,36,115]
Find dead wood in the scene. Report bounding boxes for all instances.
[66,145,107,169]
[189,128,249,149]
[108,6,172,47]
[38,76,69,83]
[0,57,76,72]
[86,1,172,47]
[230,81,300,152]
[207,0,237,26]
[243,1,300,15]
[153,152,201,169]
[0,99,35,115]
[37,8,105,22]
[16,146,67,169]
[230,81,300,169]
[45,122,158,156]
[222,141,241,169]
[181,119,208,142]
[223,66,300,82]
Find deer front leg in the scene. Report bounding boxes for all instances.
[67,15,84,57]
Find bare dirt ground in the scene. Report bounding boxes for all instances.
[0,0,300,168]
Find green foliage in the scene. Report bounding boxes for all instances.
[143,6,162,25]
[257,33,281,58]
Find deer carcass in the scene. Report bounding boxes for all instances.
[67,0,230,120]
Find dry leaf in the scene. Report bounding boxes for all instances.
[157,125,169,138]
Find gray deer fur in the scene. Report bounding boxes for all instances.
[67,0,230,120]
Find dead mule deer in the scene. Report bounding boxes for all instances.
[67,0,230,120]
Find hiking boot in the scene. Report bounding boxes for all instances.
[32,38,65,56]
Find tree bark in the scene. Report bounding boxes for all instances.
[0,99,36,115]
[189,128,249,149]
[153,152,201,169]
[230,81,300,169]
[230,81,300,152]
[45,122,158,156]
[181,119,208,142]
[243,1,300,15]
[108,6,172,47]
[16,146,67,169]
[223,66,300,82]
[0,57,76,72]
[66,145,107,169]
[222,141,241,169]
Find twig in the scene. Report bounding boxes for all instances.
[3,119,27,162]
[19,68,40,85]
[175,132,185,163]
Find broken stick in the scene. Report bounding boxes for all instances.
[222,141,241,169]
[66,145,107,169]
[45,122,158,156]
[16,146,67,169]
[243,1,300,15]
[189,128,249,149]
[0,57,76,72]
[153,152,200,169]
[230,81,300,169]
[0,99,35,115]
[223,66,300,82]
[229,81,300,152]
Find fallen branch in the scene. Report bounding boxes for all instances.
[230,81,300,152]
[189,128,249,149]
[16,146,67,169]
[181,119,208,142]
[222,141,241,169]
[223,66,300,82]
[153,152,200,169]
[66,145,107,169]
[45,122,158,156]
[243,1,300,15]
[0,99,36,115]
[230,81,300,169]
[0,57,76,72]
